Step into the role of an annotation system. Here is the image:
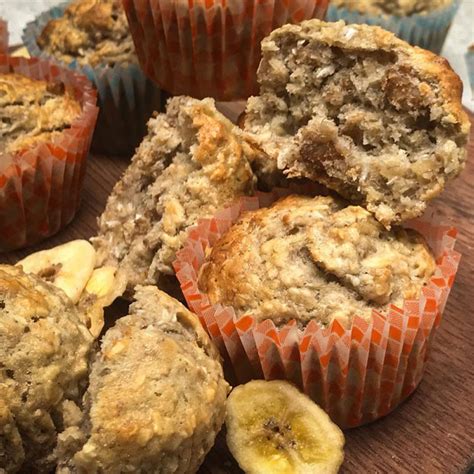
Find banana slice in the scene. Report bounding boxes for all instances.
[78,266,127,337]
[16,240,96,304]
[226,380,344,474]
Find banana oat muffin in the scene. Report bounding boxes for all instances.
[37,0,136,67]
[244,20,470,226]
[56,286,229,473]
[92,96,263,295]
[0,73,81,154]
[198,195,436,328]
[0,265,94,473]
[330,0,453,16]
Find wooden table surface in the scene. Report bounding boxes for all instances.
[2,105,473,474]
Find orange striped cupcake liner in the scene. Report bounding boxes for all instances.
[123,0,329,100]
[0,19,7,54]
[0,55,98,251]
[174,190,460,428]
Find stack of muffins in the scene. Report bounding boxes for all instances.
[0,1,471,472]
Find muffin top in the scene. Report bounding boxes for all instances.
[56,286,229,473]
[331,0,453,16]
[0,73,82,154]
[0,265,93,472]
[37,0,137,67]
[198,195,436,328]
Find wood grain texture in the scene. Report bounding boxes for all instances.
[1,107,473,474]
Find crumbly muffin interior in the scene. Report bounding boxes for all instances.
[245,21,469,226]
[56,287,228,473]
[38,0,136,67]
[198,195,436,328]
[0,73,81,154]
[331,0,453,16]
[92,97,259,295]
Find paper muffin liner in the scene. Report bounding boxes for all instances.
[0,19,8,54]
[123,0,329,101]
[326,0,460,54]
[23,4,163,156]
[466,46,474,98]
[173,190,460,428]
[0,55,98,252]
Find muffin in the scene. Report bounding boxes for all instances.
[0,265,94,472]
[56,286,229,473]
[199,195,436,329]
[122,0,329,101]
[174,190,460,427]
[326,0,461,53]
[0,73,81,154]
[244,19,470,227]
[92,96,265,296]
[24,0,163,156]
[0,55,98,252]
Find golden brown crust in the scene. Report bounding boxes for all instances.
[38,0,136,67]
[56,286,229,473]
[92,96,259,295]
[0,73,82,154]
[198,195,436,328]
[0,265,94,473]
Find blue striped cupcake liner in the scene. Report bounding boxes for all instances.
[326,1,461,54]
[465,47,474,99]
[23,4,164,156]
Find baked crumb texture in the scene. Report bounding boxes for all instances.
[37,0,136,67]
[92,96,261,295]
[198,195,436,328]
[56,286,228,473]
[245,20,470,227]
[0,265,93,473]
[0,73,81,154]
[331,0,453,16]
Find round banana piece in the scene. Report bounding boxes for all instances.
[16,240,96,304]
[226,380,345,474]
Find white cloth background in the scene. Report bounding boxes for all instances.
[0,0,473,109]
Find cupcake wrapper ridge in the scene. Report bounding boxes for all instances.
[0,55,98,252]
[123,0,329,101]
[23,4,163,156]
[0,19,8,54]
[174,190,460,428]
[326,1,461,54]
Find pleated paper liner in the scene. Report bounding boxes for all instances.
[0,55,98,252]
[326,0,461,54]
[0,19,7,54]
[123,0,329,101]
[23,4,163,156]
[174,191,460,428]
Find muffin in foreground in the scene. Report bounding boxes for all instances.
[244,19,470,227]
[327,0,460,53]
[56,286,229,473]
[198,195,436,329]
[24,0,162,156]
[123,0,329,100]
[92,96,265,296]
[174,190,460,427]
[0,265,94,473]
[0,55,98,252]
